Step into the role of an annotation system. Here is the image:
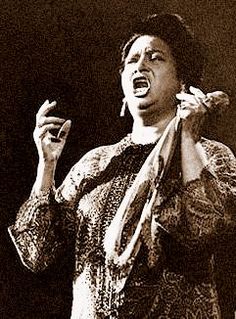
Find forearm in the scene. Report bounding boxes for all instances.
[175,140,235,247]
[181,131,208,185]
[155,176,231,251]
[32,159,57,195]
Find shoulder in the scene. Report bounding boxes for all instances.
[57,139,126,202]
[200,137,236,173]
[201,137,235,160]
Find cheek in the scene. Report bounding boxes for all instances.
[167,66,180,84]
[160,68,181,92]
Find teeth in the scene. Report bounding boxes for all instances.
[134,79,148,89]
[134,87,150,97]
[133,76,150,97]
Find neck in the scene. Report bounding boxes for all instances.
[131,112,175,145]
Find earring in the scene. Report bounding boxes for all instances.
[120,98,127,117]
[180,83,187,93]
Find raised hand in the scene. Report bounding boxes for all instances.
[33,100,71,163]
[176,86,229,142]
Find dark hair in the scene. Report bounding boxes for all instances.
[120,14,206,89]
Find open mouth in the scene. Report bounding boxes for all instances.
[133,76,150,97]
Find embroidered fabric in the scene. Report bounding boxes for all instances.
[8,135,236,318]
[103,117,179,297]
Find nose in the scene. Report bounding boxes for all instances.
[135,54,149,73]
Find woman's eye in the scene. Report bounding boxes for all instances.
[149,53,164,61]
[126,57,138,64]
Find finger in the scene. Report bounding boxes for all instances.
[189,86,206,99]
[40,99,49,108]
[43,133,61,145]
[180,101,196,109]
[57,120,71,139]
[38,117,65,127]
[36,100,57,119]
[178,109,192,119]
[37,124,62,137]
[176,93,197,104]
[189,87,208,110]
[36,99,50,118]
[180,101,207,115]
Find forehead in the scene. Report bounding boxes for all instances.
[127,35,172,56]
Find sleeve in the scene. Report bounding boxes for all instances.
[8,155,90,273]
[8,189,78,272]
[156,141,236,250]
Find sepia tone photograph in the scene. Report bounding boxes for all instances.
[1,0,235,318]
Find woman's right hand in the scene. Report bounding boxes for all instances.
[33,100,71,163]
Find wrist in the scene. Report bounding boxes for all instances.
[38,157,57,169]
[37,160,56,180]
[33,160,57,194]
[182,117,203,142]
[181,129,197,147]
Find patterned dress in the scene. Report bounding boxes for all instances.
[9,135,236,319]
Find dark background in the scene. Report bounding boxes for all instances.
[0,0,235,318]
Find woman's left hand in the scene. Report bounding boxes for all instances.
[176,86,229,142]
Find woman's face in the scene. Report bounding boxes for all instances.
[121,35,182,123]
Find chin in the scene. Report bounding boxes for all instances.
[129,102,157,121]
[131,96,154,110]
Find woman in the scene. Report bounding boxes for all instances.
[9,14,236,318]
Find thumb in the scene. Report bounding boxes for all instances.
[57,120,72,139]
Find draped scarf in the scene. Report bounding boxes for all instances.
[102,90,229,299]
[103,116,180,295]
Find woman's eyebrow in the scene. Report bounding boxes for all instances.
[126,48,166,60]
[146,48,165,55]
[126,52,140,59]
